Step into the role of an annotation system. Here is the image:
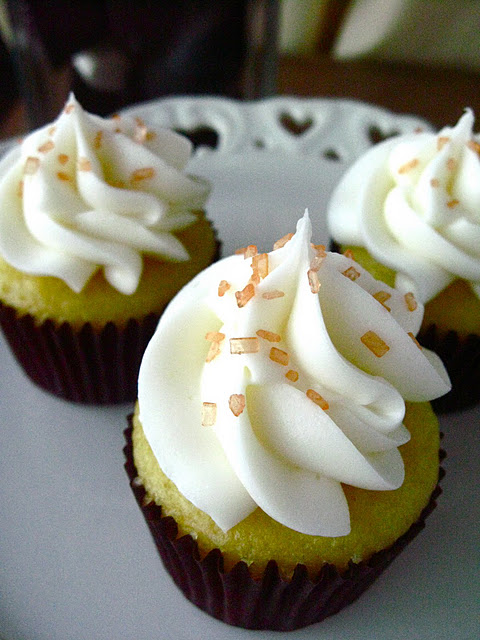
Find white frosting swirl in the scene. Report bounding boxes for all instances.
[0,94,209,294]
[328,109,480,302]
[138,212,450,537]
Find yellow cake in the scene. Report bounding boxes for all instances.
[132,400,440,580]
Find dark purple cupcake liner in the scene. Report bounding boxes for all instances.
[0,301,160,404]
[419,324,480,413]
[124,422,445,631]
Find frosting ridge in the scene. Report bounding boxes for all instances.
[138,212,450,537]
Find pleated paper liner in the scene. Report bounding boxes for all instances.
[419,324,480,413]
[124,422,446,632]
[0,301,160,404]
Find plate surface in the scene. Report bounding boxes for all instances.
[1,96,478,640]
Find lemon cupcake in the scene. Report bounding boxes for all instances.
[0,95,217,403]
[125,212,449,630]
[328,108,480,411]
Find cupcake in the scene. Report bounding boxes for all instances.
[327,108,480,411]
[125,212,450,630]
[0,94,218,403]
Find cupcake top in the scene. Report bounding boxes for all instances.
[327,109,480,303]
[138,212,450,537]
[0,94,209,294]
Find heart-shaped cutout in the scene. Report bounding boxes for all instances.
[279,112,314,136]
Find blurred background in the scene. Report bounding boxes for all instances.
[1,0,480,138]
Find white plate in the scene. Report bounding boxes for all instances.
[1,97,478,640]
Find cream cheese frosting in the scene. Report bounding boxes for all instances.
[0,94,209,294]
[138,212,450,537]
[328,109,480,303]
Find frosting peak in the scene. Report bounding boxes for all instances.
[138,212,450,537]
[0,94,209,294]
[328,109,480,302]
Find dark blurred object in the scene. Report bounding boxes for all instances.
[0,32,18,115]
[4,0,275,129]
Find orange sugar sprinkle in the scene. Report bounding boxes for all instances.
[342,266,361,281]
[57,171,71,182]
[109,179,126,189]
[48,126,56,136]
[273,232,294,250]
[312,243,327,256]
[229,393,246,417]
[262,290,284,300]
[430,178,440,188]
[16,180,23,198]
[414,127,424,133]
[57,153,69,165]
[202,402,217,427]
[205,331,225,342]
[38,140,54,154]
[343,248,355,260]
[447,199,459,209]
[206,341,222,363]
[256,329,281,343]
[306,389,329,410]
[467,140,480,155]
[235,283,255,308]
[24,156,40,175]
[446,157,456,171]
[361,331,390,358]
[64,103,75,114]
[308,268,320,294]
[131,167,155,182]
[373,290,391,311]
[252,252,269,279]
[230,337,260,355]
[111,113,121,120]
[285,369,299,382]
[398,158,419,174]
[78,157,92,172]
[249,270,261,287]
[244,245,258,259]
[269,346,289,366]
[134,123,148,144]
[306,388,329,410]
[310,254,324,271]
[404,292,418,311]
[146,130,157,142]
[408,332,422,350]
[93,131,103,149]
[218,280,230,297]
[437,136,450,150]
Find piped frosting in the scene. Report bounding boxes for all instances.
[0,94,209,294]
[138,212,450,537]
[328,109,480,302]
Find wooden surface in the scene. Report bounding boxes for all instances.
[1,54,479,140]
[278,54,480,129]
